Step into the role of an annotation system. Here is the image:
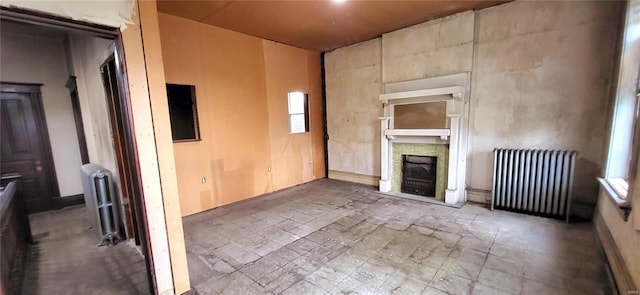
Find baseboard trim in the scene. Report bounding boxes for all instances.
[593,211,638,295]
[466,187,491,204]
[328,170,378,186]
[52,194,85,209]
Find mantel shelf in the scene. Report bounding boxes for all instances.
[384,129,450,140]
[379,86,465,104]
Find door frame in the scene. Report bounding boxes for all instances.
[100,54,141,246]
[0,7,157,294]
[0,82,60,211]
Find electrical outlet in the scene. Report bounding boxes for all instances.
[201,177,207,184]
[268,166,271,172]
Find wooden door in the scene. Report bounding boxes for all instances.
[1,83,58,213]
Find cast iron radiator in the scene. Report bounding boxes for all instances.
[492,149,577,222]
[81,164,122,245]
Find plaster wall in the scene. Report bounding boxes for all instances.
[67,35,120,182]
[325,1,619,205]
[325,39,382,180]
[0,22,84,197]
[382,11,475,83]
[158,13,325,217]
[469,1,619,203]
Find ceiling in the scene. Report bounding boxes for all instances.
[156,0,506,52]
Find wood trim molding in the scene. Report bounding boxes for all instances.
[66,76,90,164]
[1,82,60,211]
[51,194,85,209]
[593,212,638,295]
[328,170,379,186]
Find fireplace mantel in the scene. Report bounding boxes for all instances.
[378,73,470,205]
[383,127,450,141]
[379,86,465,104]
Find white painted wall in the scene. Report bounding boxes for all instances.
[325,1,619,205]
[67,35,120,177]
[0,21,84,197]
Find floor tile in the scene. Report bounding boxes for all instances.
[441,257,483,280]
[484,254,525,276]
[522,279,566,295]
[21,206,151,295]
[178,179,608,295]
[471,283,513,295]
[379,272,426,294]
[306,266,350,292]
[196,271,266,295]
[281,280,328,295]
[429,269,474,295]
[213,242,261,268]
[477,267,523,295]
[239,256,279,281]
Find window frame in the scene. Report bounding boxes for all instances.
[599,1,639,221]
[287,91,310,134]
[166,83,201,142]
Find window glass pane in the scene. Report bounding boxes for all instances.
[288,92,305,114]
[606,2,640,179]
[290,114,306,133]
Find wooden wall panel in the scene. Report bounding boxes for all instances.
[199,21,272,207]
[159,13,325,216]
[263,40,313,191]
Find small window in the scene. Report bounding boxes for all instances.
[288,92,309,133]
[166,84,200,141]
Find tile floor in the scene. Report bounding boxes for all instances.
[22,205,150,295]
[183,179,609,295]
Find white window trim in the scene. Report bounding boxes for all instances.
[599,1,640,222]
[287,91,309,134]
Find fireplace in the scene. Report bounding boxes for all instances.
[378,73,470,204]
[401,155,437,197]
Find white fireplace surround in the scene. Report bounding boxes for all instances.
[379,73,470,205]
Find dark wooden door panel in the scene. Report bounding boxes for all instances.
[1,94,39,159]
[2,160,38,177]
[1,83,56,213]
[3,99,31,153]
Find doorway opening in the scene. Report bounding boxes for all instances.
[0,7,155,294]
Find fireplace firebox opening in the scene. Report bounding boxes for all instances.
[401,155,437,197]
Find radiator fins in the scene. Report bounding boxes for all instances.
[81,164,123,246]
[492,149,577,222]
